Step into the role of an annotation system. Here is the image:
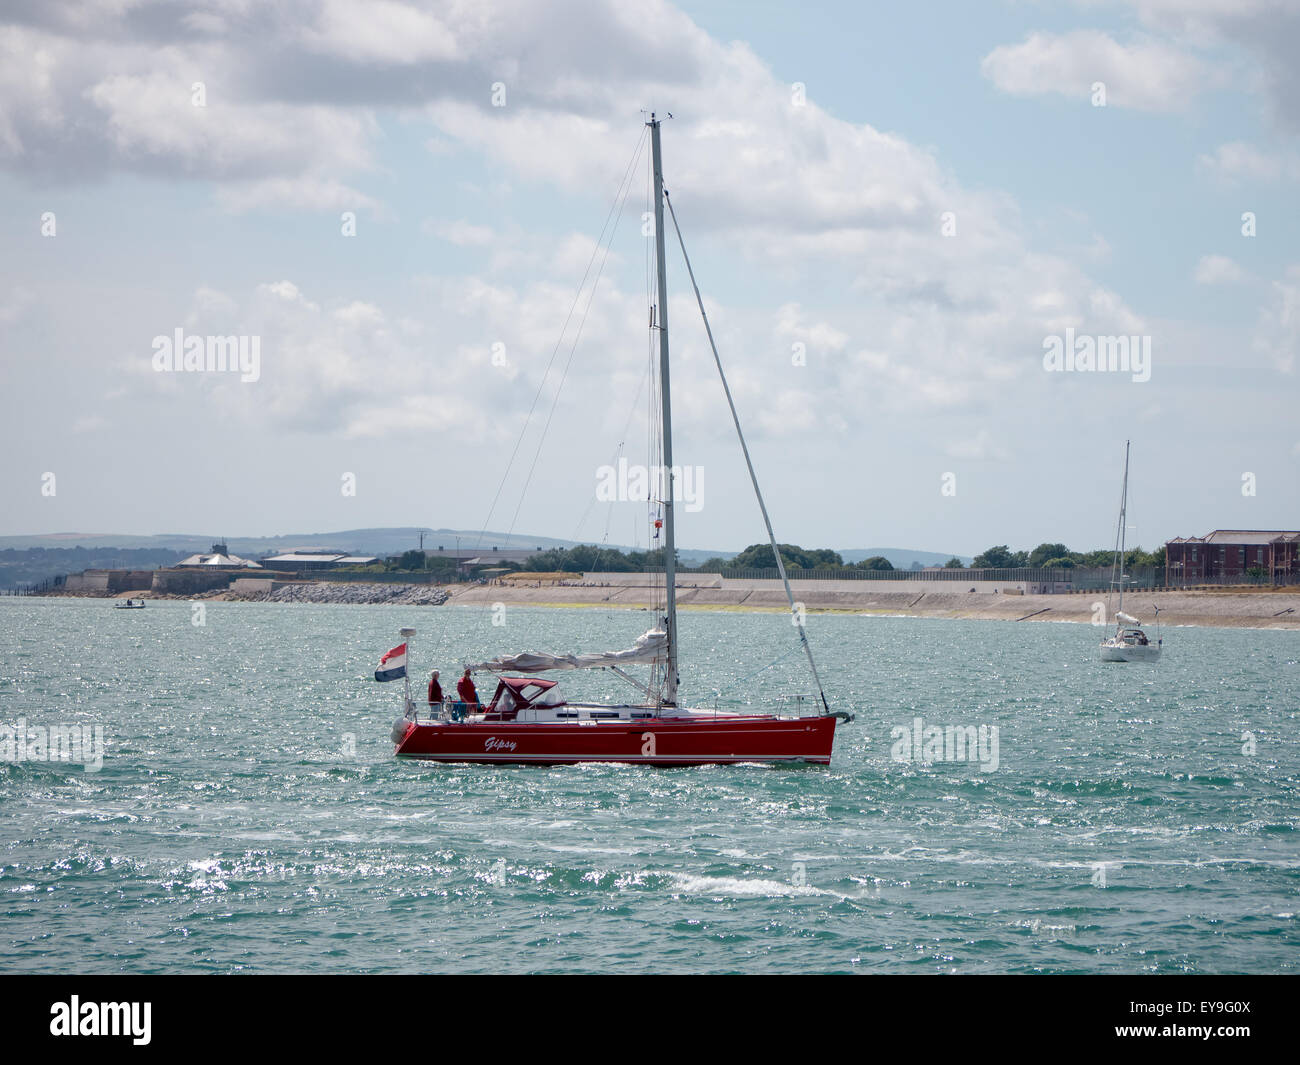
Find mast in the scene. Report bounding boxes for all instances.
[1113,440,1130,626]
[648,114,679,706]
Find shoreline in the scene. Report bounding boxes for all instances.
[24,581,1300,630]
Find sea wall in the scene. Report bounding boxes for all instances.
[63,571,110,594]
[151,569,237,595]
[447,581,1300,629]
[223,581,451,605]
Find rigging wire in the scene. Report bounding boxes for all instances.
[567,360,651,545]
[502,135,647,544]
[662,189,834,715]
[472,126,649,552]
[711,642,803,701]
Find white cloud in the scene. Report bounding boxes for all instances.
[945,430,1008,462]
[1196,141,1300,183]
[71,415,108,434]
[425,219,496,246]
[980,30,1206,111]
[0,285,34,323]
[1253,266,1300,374]
[0,3,1149,450]
[774,304,850,355]
[297,0,460,64]
[217,177,380,215]
[1194,254,1247,284]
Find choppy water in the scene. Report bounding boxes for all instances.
[1,597,1296,973]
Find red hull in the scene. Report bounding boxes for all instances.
[393,714,838,767]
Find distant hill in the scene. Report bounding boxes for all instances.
[838,548,972,569]
[0,530,970,571]
[0,528,731,565]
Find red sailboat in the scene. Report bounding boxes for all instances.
[382,115,853,767]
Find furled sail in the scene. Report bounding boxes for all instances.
[1116,611,1141,625]
[467,629,668,673]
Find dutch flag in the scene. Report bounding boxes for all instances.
[374,643,407,682]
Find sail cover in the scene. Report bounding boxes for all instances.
[467,629,668,673]
[1116,611,1141,625]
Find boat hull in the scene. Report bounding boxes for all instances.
[1099,643,1161,662]
[393,714,839,766]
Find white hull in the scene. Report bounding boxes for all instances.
[1099,641,1161,662]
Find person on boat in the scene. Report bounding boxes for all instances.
[427,669,443,706]
[457,668,479,708]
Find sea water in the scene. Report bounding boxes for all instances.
[1,598,1296,973]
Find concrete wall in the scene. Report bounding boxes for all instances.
[577,572,722,588]
[64,571,110,593]
[151,569,237,595]
[577,572,1026,594]
[107,570,153,593]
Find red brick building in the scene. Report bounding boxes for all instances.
[1165,530,1299,585]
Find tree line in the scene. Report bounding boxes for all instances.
[961,543,1165,570]
[373,541,1167,574]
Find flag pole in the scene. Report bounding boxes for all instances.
[400,627,416,718]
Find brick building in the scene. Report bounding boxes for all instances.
[1165,530,1299,585]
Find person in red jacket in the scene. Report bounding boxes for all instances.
[457,668,479,708]
[427,670,442,707]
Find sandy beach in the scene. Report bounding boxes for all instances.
[49,576,1299,629]
[443,579,1300,629]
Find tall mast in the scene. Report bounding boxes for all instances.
[1115,440,1130,622]
[648,114,679,705]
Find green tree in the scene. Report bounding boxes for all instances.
[943,557,965,569]
[731,543,843,571]
[1029,543,1071,567]
[972,545,1016,569]
[856,556,894,571]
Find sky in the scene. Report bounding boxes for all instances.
[0,0,1296,557]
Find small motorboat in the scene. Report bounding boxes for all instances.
[114,599,146,609]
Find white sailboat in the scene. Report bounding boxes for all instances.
[1099,440,1162,662]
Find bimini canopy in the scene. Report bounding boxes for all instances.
[467,628,668,674]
